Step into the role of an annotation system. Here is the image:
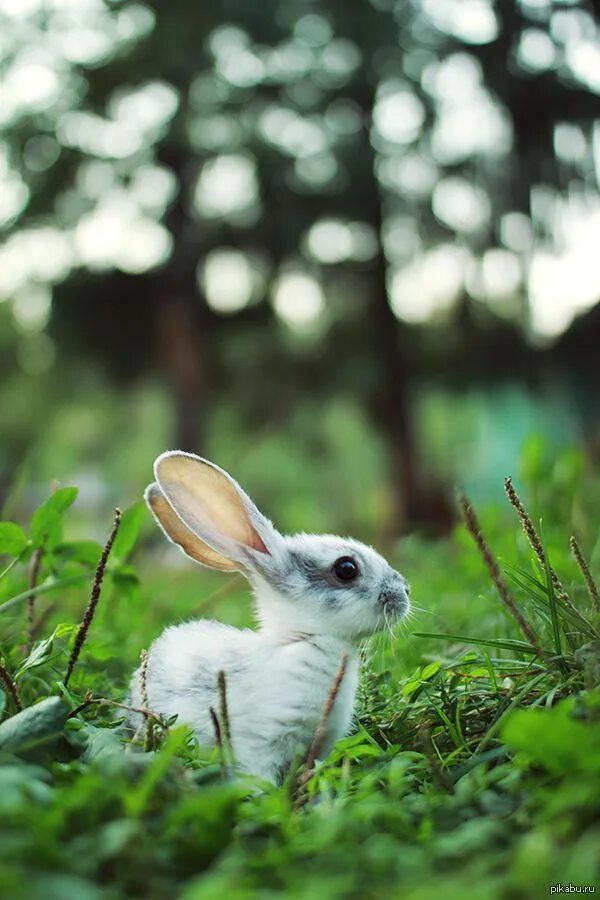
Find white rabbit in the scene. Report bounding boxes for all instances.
[129,451,410,783]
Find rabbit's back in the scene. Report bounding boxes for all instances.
[128,620,259,741]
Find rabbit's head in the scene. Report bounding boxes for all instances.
[146,452,410,641]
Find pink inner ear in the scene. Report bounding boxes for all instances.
[249,530,269,554]
[156,452,279,561]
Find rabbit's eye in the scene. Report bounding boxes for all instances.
[333,556,359,582]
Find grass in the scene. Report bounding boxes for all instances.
[0,452,599,899]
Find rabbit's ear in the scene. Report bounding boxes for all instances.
[152,451,281,572]
[145,483,238,571]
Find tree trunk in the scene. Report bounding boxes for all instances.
[156,292,207,452]
[155,141,211,454]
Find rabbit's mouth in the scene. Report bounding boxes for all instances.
[378,575,410,620]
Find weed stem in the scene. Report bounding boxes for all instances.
[0,662,22,712]
[217,670,232,750]
[138,649,155,751]
[458,493,542,656]
[64,508,122,687]
[295,652,349,807]
[209,706,227,778]
[26,548,42,652]
[504,478,576,613]
[570,536,600,615]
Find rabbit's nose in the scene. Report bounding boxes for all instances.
[379,573,410,617]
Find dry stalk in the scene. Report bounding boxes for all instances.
[0,662,22,712]
[68,689,94,718]
[67,695,166,729]
[209,706,226,778]
[570,536,600,615]
[209,706,222,747]
[458,493,542,655]
[504,477,577,613]
[294,651,349,808]
[64,508,122,687]
[217,670,231,749]
[215,670,234,775]
[26,548,43,652]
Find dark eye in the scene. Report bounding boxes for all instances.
[333,556,359,582]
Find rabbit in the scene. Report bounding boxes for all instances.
[128,451,411,783]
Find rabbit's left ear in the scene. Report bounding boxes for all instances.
[152,451,282,572]
[145,483,239,571]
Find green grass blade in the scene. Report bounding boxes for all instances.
[505,564,597,640]
[413,632,542,656]
[0,573,89,614]
[538,523,562,658]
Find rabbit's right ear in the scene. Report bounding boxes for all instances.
[148,451,283,574]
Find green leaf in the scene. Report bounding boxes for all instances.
[111,564,140,602]
[111,503,144,561]
[502,701,600,776]
[0,697,70,754]
[55,540,104,568]
[421,661,442,680]
[79,723,136,771]
[0,554,23,583]
[30,487,78,549]
[14,624,77,679]
[112,564,139,585]
[125,726,191,818]
[0,522,28,557]
[15,635,56,678]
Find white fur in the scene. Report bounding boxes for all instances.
[128,453,410,783]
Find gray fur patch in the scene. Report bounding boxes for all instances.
[287,551,325,586]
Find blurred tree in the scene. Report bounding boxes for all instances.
[1,0,598,527]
